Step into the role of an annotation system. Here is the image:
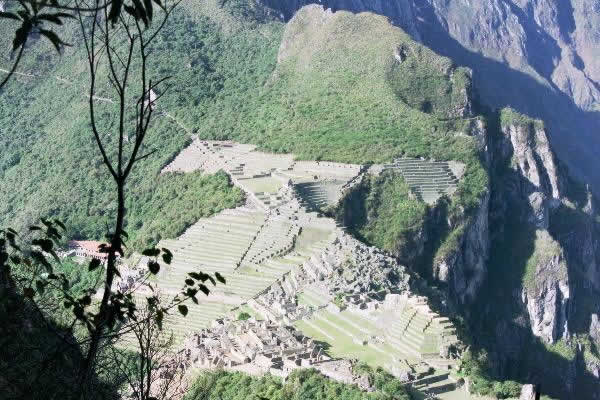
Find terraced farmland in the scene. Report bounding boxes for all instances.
[146,138,466,397]
[149,199,339,343]
[383,158,463,204]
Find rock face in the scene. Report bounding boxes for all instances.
[519,384,537,400]
[484,111,600,397]
[520,232,570,344]
[434,191,490,306]
[491,112,574,344]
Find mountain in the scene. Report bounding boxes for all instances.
[262,0,600,196]
[267,4,600,397]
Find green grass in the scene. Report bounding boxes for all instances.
[225,8,487,215]
[241,177,283,194]
[544,339,576,362]
[500,108,545,131]
[294,319,393,369]
[351,171,429,254]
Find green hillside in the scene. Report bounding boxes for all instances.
[1,1,486,252]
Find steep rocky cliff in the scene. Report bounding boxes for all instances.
[472,109,600,397]
[491,110,570,343]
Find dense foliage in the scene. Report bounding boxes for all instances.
[185,367,411,400]
[458,351,522,399]
[0,7,247,250]
[337,171,428,257]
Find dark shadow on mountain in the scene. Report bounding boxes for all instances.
[0,284,121,400]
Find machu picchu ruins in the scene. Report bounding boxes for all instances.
[59,137,466,396]
[101,138,465,397]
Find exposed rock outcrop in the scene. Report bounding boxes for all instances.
[480,109,600,397]
[491,111,570,343]
[326,232,410,295]
[520,231,570,344]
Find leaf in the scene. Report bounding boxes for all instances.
[32,238,53,253]
[184,278,194,286]
[35,280,45,295]
[31,250,52,273]
[131,0,149,26]
[199,284,210,296]
[74,305,85,321]
[48,249,60,262]
[37,14,64,25]
[52,13,75,20]
[152,0,165,11]
[142,248,160,257]
[39,29,71,53]
[155,309,164,330]
[23,287,35,298]
[177,304,188,317]
[81,295,92,306]
[0,12,21,21]
[143,0,153,22]
[37,12,74,25]
[147,296,157,308]
[148,260,160,275]
[215,272,226,285]
[13,21,32,51]
[206,274,216,286]
[108,0,124,25]
[161,248,173,265]
[89,258,101,272]
[54,220,66,231]
[123,4,138,19]
[188,272,201,280]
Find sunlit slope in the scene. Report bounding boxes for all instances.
[220,5,487,213]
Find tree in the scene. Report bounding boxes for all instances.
[107,305,188,400]
[0,0,163,90]
[0,1,227,399]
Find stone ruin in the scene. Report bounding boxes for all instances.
[105,138,469,395]
[178,318,327,377]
